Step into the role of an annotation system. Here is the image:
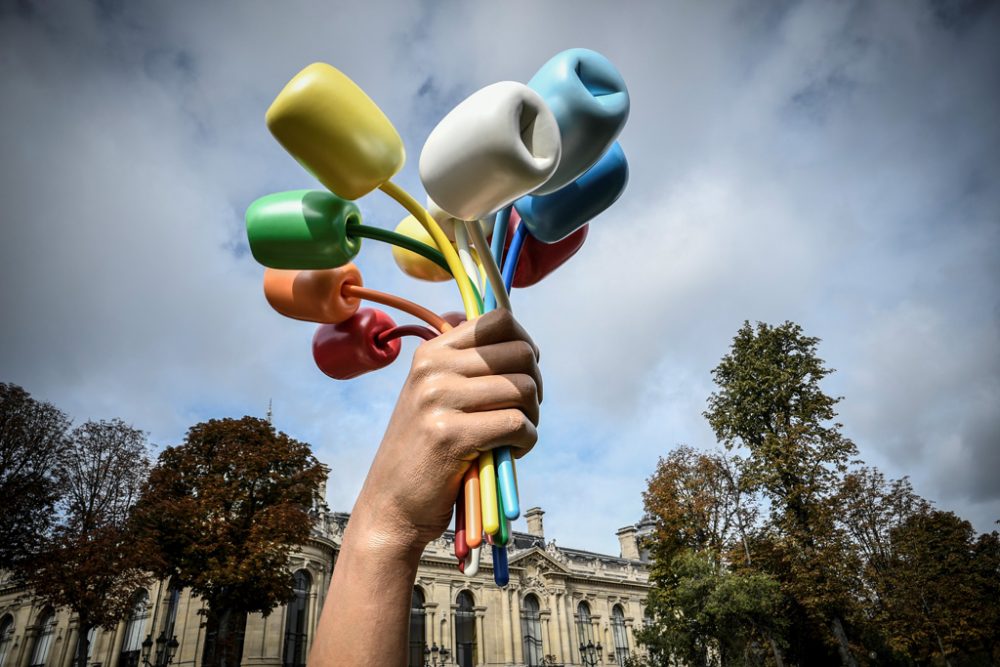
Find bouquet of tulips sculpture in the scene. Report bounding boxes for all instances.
[245,49,630,587]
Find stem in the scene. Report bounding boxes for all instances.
[342,284,451,334]
[375,325,438,346]
[351,224,452,275]
[466,218,511,311]
[378,181,480,320]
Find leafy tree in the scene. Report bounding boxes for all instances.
[635,549,785,667]
[877,511,1000,665]
[134,416,325,667]
[704,321,860,665]
[642,446,748,566]
[24,419,152,667]
[640,447,785,666]
[836,466,931,657]
[0,382,71,569]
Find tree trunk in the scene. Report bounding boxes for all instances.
[201,607,247,667]
[830,616,858,667]
[76,620,93,667]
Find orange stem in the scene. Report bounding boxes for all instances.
[342,284,452,334]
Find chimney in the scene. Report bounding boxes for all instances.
[525,507,545,539]
[617,525,639,560]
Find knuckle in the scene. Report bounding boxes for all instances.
[419,379,448,408]
[513,340,536,365]
[410,346,440,379]
[493,307,516,330]
[423,412,455,447]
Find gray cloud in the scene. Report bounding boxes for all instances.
[1,0,997,554]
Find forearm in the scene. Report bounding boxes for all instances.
[308,510,424,666]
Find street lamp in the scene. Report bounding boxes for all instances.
[423,642,451,666]
[579,640,602,667]
[140,631,179,667]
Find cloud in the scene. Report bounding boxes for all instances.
[1,0,997,555]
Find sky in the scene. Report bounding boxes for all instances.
[1,0,997,557]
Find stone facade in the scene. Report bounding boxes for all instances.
[0,505,651,667]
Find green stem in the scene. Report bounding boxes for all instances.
[352,224,451,275]
[351,223,484,315]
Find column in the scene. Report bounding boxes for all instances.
[262,614,279,665]
[510,592,523,665]
[425,602,439,653]
[561,594,576,666]
[539,610,552,662]
[240,611,266,664]
[60,619,78,667]
[498,590,512,665]
[17,620,37,667]
[546,594,561,664]
[474,608,487,667]
[106,618,125,667]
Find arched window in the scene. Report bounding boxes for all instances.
[611,604,629,667]
[117,591,149,667]
[0,614,15,667]
[576,601,595,659]
[282,570,312,667]
[408,587,425,667]
[454,591,476,667]
[29,609,57,667]
[520,594,543,667]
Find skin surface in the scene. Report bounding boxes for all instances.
[308,309,542,666]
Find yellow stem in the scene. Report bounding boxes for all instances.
[379,181,480,320]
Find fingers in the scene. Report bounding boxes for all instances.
[451,410,538,460]
[455,374,540,425]
[438,309,539,359]
[449,341,543,402]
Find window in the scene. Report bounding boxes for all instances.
[454,591,476,667]
[117,591,150,667]
[161,580,182,641]
[520,594,543,667]
[408,587,425,667]
[282,570,312,667]
[611,604,629,667]
[29,609,57,667]
[0,615,14,667]
[576,602,595,654]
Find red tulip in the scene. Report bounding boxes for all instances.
[312,308,401,380]
[502,209,588,288]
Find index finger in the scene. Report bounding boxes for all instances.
[438,309,539,359]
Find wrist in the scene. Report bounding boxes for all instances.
[345,494,428,565]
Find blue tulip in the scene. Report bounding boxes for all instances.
[528,48,629,195]
[514,142,628,243]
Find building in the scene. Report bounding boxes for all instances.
[0,489,652,667]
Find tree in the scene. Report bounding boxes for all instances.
[24,419,152,667]
[642,447,744,566]
[0,382,71,569]
[133,416,325,667]
[877,511,1000,665]
[640,447,785,666]
[635,549,785,667]
[836,467,931,647]
[704,321,860,665]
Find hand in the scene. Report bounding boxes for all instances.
[350,308,542,556]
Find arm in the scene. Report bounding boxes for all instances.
[308,309,542,666]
